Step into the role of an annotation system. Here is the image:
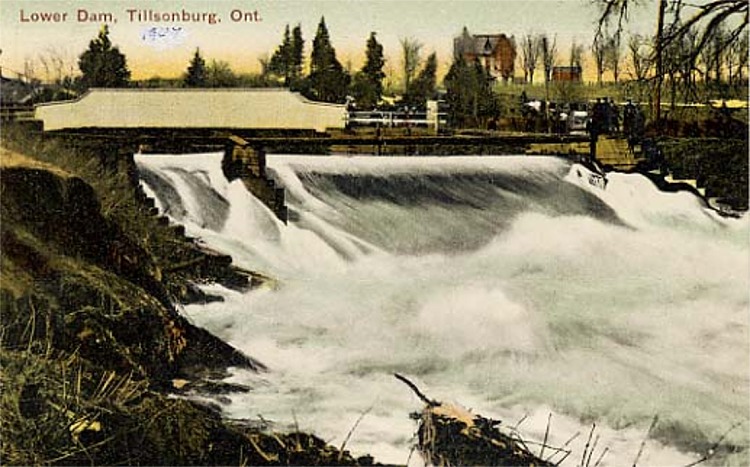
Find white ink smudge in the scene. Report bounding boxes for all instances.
[140,26,188,50]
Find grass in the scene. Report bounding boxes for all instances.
[659,138,748,208]
[1,123,247,302]
[0,124,375,465]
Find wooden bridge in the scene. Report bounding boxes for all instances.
[45,127,588,153]
[36,127,586,223]
[527,136,645,170]
[36,125,589,221]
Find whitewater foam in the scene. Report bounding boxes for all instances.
[135,153,749,466]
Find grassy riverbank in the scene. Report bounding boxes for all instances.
[0,125,370,465]
[658,138,749,210]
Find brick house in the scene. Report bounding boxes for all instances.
[453,27,517,82]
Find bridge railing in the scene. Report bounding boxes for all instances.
[347,111,448,129]
[0,105,35,122]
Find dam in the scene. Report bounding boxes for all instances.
[135,151,749,465]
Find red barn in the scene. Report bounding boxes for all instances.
[552,66,583,82]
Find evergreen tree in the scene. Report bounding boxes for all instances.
[363,32,385,102]
[404,52,437,108]
[349,72,378,109]
[444,57,498,128]
[268,25,293,83]
[306,17,350,103]
[268,24,305,87]
[350,32,385,109]
[184,48,207,87]
[291,24,304,83]
[78,25,130,88]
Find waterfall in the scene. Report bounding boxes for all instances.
[135,152,749,466]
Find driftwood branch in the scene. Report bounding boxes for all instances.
[397,373,555,466]
[394,373,440,407]
[338,404,374,461]
[632,414,659,467]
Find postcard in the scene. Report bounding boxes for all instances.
[1,0,748,465]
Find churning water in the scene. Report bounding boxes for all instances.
[135,153,749,466]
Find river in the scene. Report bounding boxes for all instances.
[135,152,749,466]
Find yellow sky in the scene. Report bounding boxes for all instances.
[0,0,659,83]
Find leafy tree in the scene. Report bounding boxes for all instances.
[569,41,585,69]
[306,17,350,103]
[521,34,541,83]
[592,37,608,86]
[664,24,699,108]
[594,0,748,120]
[596,0,747,58]
[539,34,557,120]
[539,34,557,84]
[403,52,437,108]
[731,34,748,84]
[444,57,499,128]
[400,37,422,92]
[627,34,651,82]
[205,60,237,87]
[78,25,130,88]
[184,48,206,87]
[605,34,622,83]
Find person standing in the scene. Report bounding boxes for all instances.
[623,100,636,153]
[587,112,599,160]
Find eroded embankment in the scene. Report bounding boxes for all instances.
[0,129,370,465]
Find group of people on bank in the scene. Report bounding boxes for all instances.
[520,94,646,149]
[587,98,646,157]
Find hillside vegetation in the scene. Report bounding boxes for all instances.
[0,125,369,465]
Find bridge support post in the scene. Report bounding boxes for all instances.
[223,136,287,224]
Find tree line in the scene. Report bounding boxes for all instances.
[17,2,748,129]
[175,18,445,110]
[594,0,748,120]
[69,17,499,126]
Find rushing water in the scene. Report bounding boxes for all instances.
[136,152,749,466]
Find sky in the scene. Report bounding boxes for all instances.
[0,0,659,83]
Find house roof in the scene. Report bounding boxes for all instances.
[0,75,35,105]
[454,33,513,57]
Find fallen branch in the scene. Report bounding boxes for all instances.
[593,446,610,467]
[394,373,439,407]
[632,415,659,467]
[545,431,580,464]
[580,423,597,467]
[540,412,553,460]
[395,374,554,466]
